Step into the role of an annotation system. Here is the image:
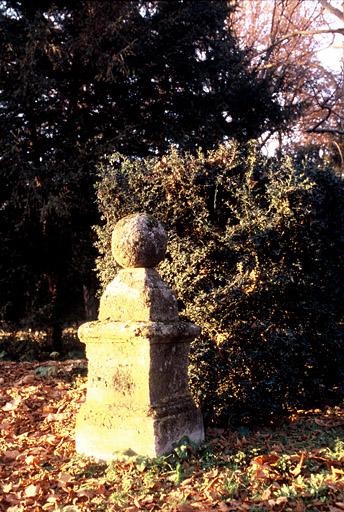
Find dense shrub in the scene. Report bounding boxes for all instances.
[95,143,344,426]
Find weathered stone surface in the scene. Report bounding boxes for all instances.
[75,212,204,460]
[75,325,203,460]
[76,321,204,460]
[112,213,167,268]
[99,268,178,322]
[78,320,200,343]
[76,400,204,460]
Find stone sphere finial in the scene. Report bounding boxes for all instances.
[111,213,167,268]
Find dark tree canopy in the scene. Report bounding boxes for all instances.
[0,0,287,337]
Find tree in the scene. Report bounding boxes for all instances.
[0,0,286,344]
[231,0,344,169]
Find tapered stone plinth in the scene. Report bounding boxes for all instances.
[75,213,204,460]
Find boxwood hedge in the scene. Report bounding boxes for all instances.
[95,143,344,426]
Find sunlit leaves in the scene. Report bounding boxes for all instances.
[1,359,344,510]
[95,143,344,426]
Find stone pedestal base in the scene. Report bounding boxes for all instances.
[75,320,204,460]
[76,399,203,460]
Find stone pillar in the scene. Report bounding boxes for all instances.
[75,213,204,460]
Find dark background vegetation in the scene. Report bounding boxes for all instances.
[0,0,284,333]
[1,0,343,425]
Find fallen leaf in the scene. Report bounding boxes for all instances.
[2,482,13,492]
[252,468,271,479]
[314,417,344,428]
[42,405,56,414]
[75,488,96,498]
[44,434,59,444]
[291,452,305,476]
[328,481,344,491]
[24,483,40,497]
[180,477,195,487]
[294,500,305,512]
[2,398,21,411]
[176,505,195,512]
[260,488,272,500]
[3,449,20,460]
[15,374,36,386]
[58,472,73,483]
[332,467,344,477]
[25,455,38,465]
[45,412,64,422]
[252,454,279,465]
[268,496,288,507]
[204,475,221,491]
[217,503,231,512]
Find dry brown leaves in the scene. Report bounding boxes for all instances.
[1,361,344,512]
[0,361,94,511]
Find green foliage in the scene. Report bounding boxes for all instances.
[322,438,344,462]
[63,406,344,509]
[96,142,344,426]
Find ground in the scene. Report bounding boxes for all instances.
[0,360,344,511]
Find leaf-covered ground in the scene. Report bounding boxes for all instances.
[0,361,344,512]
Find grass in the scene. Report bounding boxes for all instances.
[61,404,344,511]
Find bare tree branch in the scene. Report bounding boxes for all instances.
[318,0,344,23]
[259,28,344,57]
[307,127,344,134]
[232,0,344,147]
[333,140,344,170]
